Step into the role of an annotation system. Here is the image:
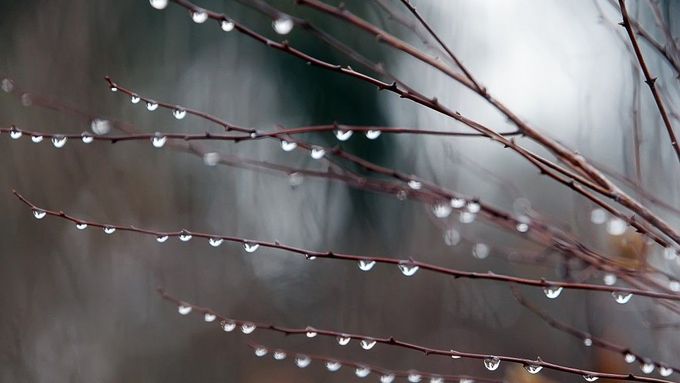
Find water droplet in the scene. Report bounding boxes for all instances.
[21,93,32,106]
[273,350,287,360]
[289,172,304,187]
[173,108,187,119]
[664,247,678,260]
[358,259,376,271]
[178,230,192,242]
[1,78,14,93]
[603,273,617,286]
[51,135,67,148]
[310,146,325,159]
[90,118,111,135]
[398,262,419,277]
[450,352,461,359]
[9,128,22,139]
[543,285,563,299]
[151,133,166,148]
[203,152,219,166]
[459,211,475,223]
[360,339,376,350]
[407,180,422,190]
[380,373,395,383]
[396,190,408,200]
[429,377,443,383]
[450,198,465,208]
[472,243,490,259]
[641,361,654,374]
[583,375,598,382]
[103,226,116,234]
[624,353,636,364]
[130,94,141,104]
[146,101,159,111]
[583,337,592,347]
[272,16,294,35]
[149,0,168,10]
[178,304,192,315]
[606,218,627,236]
[221,320,236,332]
[294,355,311,368]
[75,223,87,230]
[209,238,223,247]
[516,222,529,233]
[366,130,381,139]
[32,209,46,220]
[204,313,216,322]
[325,360,341,372]
[335,129,353,141]
[31,135,43,143]
[156,235,168,243]
[305,254,316,260]
[660,367,673,377]
[443,228,460,246]
[221,19,235,32]
[432,202,452,218]
[612,291,632,304]
[192,9,208,23]
[407,372,422,382]
[305,327,317,338]
[524,363,542,374]
[355,366,371,378]
[243,242,259,253]
[281,140,297,152]
[240,322,256,334]
[81,132,94,143]
[466,202,481,213]
[483,356,500,371]
[254,346,269,357]
[109,85,118,92]
[670,280,680,292]
[590,208,607,224]
[337,335,351,346]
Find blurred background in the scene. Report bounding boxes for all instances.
[1,0,679,382]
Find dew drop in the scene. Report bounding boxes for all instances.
[516,222,529,233]
[146,101,159,111]
[310,146,325,159]
[466,201,481,213]
[173,108,187,119]
[51,135,67,148]
[288,172,304,187]
[204,313,216,322]
[472,243,490,259]
[281,140,297,151]
[221,19,235,32]
[103,226,116,234]
[483,356,500,371]
[32,209,46,220]
[524,363,542,374]
[450,198,466,208]
[130,94,140,104]
[240,322,256,334]
[177,304,192,315]
[360,339,376,350]
[90,118,111,135]
[590,208,607,224]
[209,238,223,247]
[670,280,680,292]
[243,242,259,253]
[337,335,351,346]
[325,360,341,372]
[358,259,376,271]
[603,273,617,286]
[109,85,118,92]
[543,285,563,299]
[305,254,316,260]
[612,291,632,304]
[443,228,460,246]
[192,9,208,23]
[81,132,94,143]
[624,353,636,364]
[273,350,287,360]
[149,0,168,10]
[76,222,88,230]
[407,180,422,190]
[398,262,419,277]
[156,235,168,243]
[606,218,627,236]
[407,372,422,383]
[254,346,268,357]
[21,93,32,106]
[203,152,219,166]
[355,366,371,378]
[459,211,476,224]
[1,78,14,93]
[429,377,443,383]
[396,190,408,200]
[380,373,395,383]
[221,320,236,332]
[432,202,452,218]
[583,337,592,347]
[272,16,294,35]
[9,128,22,139]
[31,135,43,143]
[305,327,317,338]
[660,367,673,377]
[366,130,381,139]
[294,355,311,368]
[178,230,192,242]
[151,133,166,148]
[583,375,598,382]
[334,129,353,141]
[641,362,654,374]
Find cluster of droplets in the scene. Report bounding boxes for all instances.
[6,127,73,148]
[590,208,627,236]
